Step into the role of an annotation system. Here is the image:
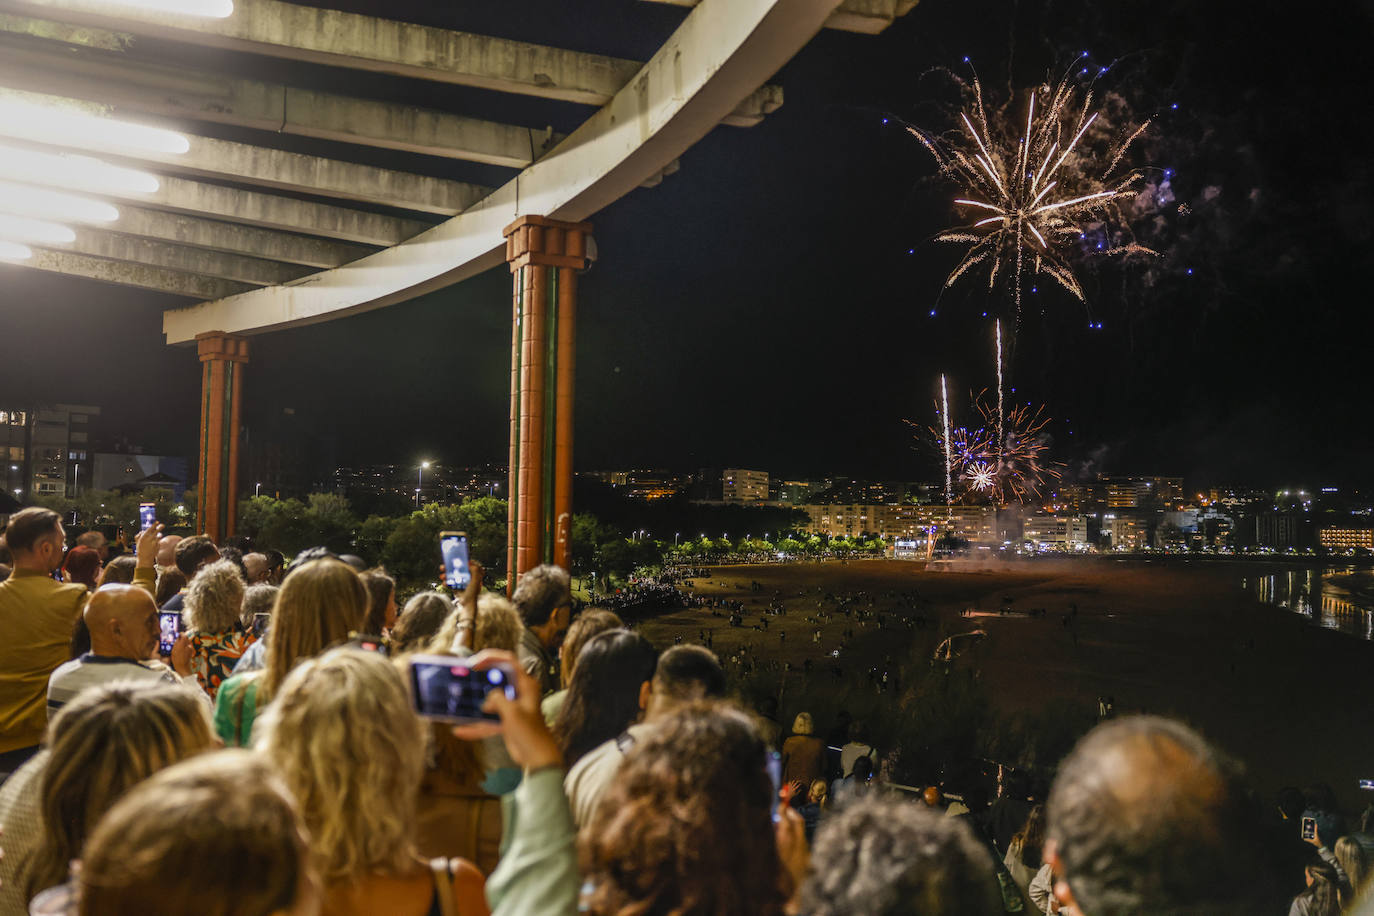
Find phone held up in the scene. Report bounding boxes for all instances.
[158,610,181,657]
[440,530,471,591]
[408,654,515,723]
[1301,816,1317,841]
[139,502,157,532]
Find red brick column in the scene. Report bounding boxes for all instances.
[196,332,249,543]
[503,216,592,592]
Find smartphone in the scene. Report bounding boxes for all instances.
[1361,779,1374,791]
[766,750,783,823]
[1301,816,1317,841]
[139,502,156,532]
[252,612,271,639]
[158,610,181,657]
[440,531,471,591]
[409,654,514,723]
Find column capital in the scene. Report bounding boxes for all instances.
[503,215,594,271]
[196,331,250,364]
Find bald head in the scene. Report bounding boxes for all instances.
[156,535,182,569]
[1046,716,1281,915]
[85,584,160,661]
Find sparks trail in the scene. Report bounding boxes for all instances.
[905,56,1156,319]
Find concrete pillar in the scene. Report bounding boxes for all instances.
[196,331,249,544]
[503,215,592,592]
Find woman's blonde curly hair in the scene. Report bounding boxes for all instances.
[258,646,427,883]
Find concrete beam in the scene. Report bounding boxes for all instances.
[60,229,313,285]
[109,206,374,269]
[8,248,253,299]
[0,33,560,167]
[19,170,430,246]
[162,0,845,344]
[0,0,782,126]
[0,87,493,216]
[639,0,919,33]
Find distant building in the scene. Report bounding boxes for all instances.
[722,469,769,503]
[1023,513,1089,549]
[1318,526,1374,551]
[1107,514,1150,551]
[1101,476,1184,510]
[1255,510,1312,549]
[92,453,190,500]
[775,479,824,505]
[0,404,100,501]
[801,503,998,546]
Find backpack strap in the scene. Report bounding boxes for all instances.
[429,857,457,916]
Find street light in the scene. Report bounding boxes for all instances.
[416,461,430,507]
[674,532,680,546]
[255,482,262,497]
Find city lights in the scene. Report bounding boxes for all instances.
[0,181,119,224]
[0,144,160,196]
[0,96,190,156]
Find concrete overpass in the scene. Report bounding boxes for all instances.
[0,0,916,582]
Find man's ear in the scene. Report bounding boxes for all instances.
[1045,840,1080,913]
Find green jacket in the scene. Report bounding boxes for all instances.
[486,766,578,916]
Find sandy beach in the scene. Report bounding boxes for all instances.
[633,557,1374,811]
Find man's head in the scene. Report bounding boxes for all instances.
[511,564,572,648]
[85,584,160,660]
[174,535,220,578]
[156,534,182,568]
[1045,715,1283,916]
[76,529,109,562]
[801,796,1002,916]
[2,507,65,573]
[647,644,726,719]
[242,552,270,585]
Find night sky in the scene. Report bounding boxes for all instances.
[1,0,1371,487]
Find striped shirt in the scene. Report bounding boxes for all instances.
[46,654,183,721]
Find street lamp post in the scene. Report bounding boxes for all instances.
[675,532,680,546]
[255,482,262,497]
[416,461,430,508]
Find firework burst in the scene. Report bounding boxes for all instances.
[906,57,1155,317]
[911,388,1060,505]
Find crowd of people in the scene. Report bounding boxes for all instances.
[0,504,1371,915]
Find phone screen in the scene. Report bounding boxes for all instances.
[158,611,181,657]
[1360,779,1374,791]
[409,655,513,723]
[1301,817,1317,840]
[766,750,783,823]
[440,532,471,591]
[139,503,156,531]
[252,612,271,639]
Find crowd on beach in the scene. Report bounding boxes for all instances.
[0,503,1371,915]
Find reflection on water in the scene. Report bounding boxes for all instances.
[1244,567,1374,640]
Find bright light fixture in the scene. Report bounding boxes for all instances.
[0,213,76,245]
[0,240,33,261]
[0,144,159,195]
[117,0,235,17]
[0,97,189,155]
[0,181,119,224]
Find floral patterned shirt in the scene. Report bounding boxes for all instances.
[189,626,257,700]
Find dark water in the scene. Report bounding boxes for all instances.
[1243,566,1374,640]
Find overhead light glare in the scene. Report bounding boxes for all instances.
[0,97,190,155]
[73,0,233,18]
[0,144,159,195]
[0,181,120,224]
[0,213,76,246]
[0,240,33,261]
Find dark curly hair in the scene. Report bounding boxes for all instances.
[801,795,1001,916]
[580,701,789,916]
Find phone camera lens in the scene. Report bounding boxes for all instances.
[487,669,503,685]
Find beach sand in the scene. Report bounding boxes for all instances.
[633,557,1374,811]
